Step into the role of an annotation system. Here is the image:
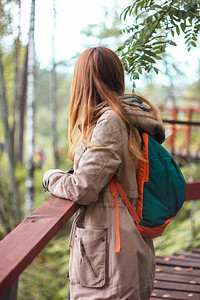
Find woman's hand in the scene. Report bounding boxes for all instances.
[42,169,66,192]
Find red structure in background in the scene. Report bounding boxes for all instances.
[160,106,200,158]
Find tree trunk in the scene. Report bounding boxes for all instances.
[25,0,35,215]
[0,192,12,235]
[50,0,59,168]
[13,37,21,162]
[0,46,22,224]
[18,45,28,164]
[13,1,22,162]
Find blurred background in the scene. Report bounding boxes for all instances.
[0,0,200,299]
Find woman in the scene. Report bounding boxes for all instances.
[43,46,165,300]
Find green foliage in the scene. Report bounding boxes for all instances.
[0,0,21,37]
[0,152,21,236]
[2,50,14,115]
[181,162,200,182]
[0,0,12,36]
[117,0,200,89]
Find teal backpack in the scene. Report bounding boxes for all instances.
[109,132,186,252]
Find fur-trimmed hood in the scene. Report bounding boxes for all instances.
[94,95,165,144]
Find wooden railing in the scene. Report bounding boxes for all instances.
[0,181,200,299]
[160,106,200,155]
[0,196,79,299]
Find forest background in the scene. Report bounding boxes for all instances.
[0,0,200,299]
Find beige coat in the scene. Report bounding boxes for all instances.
[43,96,165,300]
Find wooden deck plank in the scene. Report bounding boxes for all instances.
[151,288,200,299]
[156,257,200,268]
[155,265,200,277]
[157,255,200,264]
[155,272,200,284]
[174,252,200,259]
[153,281,200,292]
[193,249,200,254]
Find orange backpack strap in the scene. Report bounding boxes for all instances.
[109,177,141,253]
[109,179,122,253]
[113,177,140,225]
[136,132,149,218]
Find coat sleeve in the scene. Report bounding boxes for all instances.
[43,111,123,205]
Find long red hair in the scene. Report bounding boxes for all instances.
[68,46,161,162]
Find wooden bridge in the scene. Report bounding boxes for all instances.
[0,181,199,300]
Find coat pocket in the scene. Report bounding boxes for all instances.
[70,224,108,288]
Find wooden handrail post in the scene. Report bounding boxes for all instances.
[170,107,177,153]
[186,109,193,155]
[0,278,18,300]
